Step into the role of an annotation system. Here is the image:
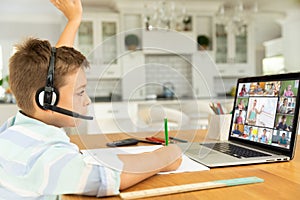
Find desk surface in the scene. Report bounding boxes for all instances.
[63,130,300,200]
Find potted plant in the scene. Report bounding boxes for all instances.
[0,75,13,103]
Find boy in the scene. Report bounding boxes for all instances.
[0,0,182,199]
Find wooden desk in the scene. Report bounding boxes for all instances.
[63,130,300,200]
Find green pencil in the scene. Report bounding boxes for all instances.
[164,118,169,146]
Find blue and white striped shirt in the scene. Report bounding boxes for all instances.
[0,112,120,200]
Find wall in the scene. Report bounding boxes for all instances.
[145,54,193,98]
[0,21,61,76]
[282,11,300,72]
[254,17,282,75]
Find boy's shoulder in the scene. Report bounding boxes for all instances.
[0,115,16,133]
[0,112,69,143]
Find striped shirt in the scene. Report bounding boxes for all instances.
[0,112,120,200]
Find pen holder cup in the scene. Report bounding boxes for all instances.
[207,114,232,141]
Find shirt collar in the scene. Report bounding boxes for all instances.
[14,111,47,126]
[13,111,69,141]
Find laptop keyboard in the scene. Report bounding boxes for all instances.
[201,143,271,158]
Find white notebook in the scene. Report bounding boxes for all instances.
[81,145,209,174]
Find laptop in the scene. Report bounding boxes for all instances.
[181,72,300,167]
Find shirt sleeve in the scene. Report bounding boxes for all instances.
[38,145,121,197]
[0,142,121,198]
[0,119,121,198]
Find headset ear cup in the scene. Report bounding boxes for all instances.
[35,87,59,109]
[51,88,59,105]
[35,88,45,109]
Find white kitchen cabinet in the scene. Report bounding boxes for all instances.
[121,51,146,100]
[76,13,120,79]
[192,51,219,97]
[214,23,255,77]
[87,102,138,134]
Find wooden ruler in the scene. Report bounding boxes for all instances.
[120,176,263,199]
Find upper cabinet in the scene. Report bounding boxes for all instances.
[76,13,120,79]
[77,20,94,60]
[215,24,248,64]
[213,22,255,77]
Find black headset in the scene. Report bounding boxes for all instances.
[35,47,93,120]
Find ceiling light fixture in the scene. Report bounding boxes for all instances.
[143,1,190,31]
[215,1,258,35]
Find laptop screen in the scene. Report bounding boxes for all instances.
[230,73,300,154]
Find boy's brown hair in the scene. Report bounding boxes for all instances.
[9,38,89,114]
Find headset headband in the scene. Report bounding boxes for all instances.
[43,47,56,106]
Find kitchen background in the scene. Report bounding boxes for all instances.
[1,0,300,133]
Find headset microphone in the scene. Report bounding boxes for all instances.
[43,104,93,120]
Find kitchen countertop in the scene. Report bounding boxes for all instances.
[0,101,16,104]
[0,96,234,105]
[91,96,234,103]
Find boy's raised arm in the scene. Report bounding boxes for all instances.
[50,0,82,47]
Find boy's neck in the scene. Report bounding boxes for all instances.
[20,110,30,117]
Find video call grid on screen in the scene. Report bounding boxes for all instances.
[231,80,299,150]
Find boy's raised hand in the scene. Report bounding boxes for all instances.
[50,0,82,23]
[50,0,82,22]
[50,0,83,47]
